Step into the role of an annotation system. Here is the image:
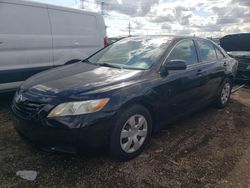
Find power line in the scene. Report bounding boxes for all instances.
[79,0,84,9]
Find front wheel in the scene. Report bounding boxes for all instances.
[215,78,232,108]
[109,105,152,161]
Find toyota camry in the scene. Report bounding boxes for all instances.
[12,36,237,160]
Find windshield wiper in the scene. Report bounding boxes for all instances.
[82,59,93,64]
[82,60,122,69]
[99,63,122,69]
[82,59,100,66]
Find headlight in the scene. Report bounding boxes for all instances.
[48,98,109,117]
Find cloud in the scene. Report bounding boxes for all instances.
[131,20,145,30]
[32,0,250,37]
[138,0,160,16]
[150,15,175,23]
[233,0,250,6]
[99,0,250,36]
[216,18,240,25]
[96,0,159,16]
[176,28,193,35]
[179,14,192,25]
[161,24,172,30]
[149,5,192,26]
[212,6,250,25]
[192,23,221,32]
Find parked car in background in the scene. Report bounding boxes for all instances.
[220,33,250,83]
[12,36,237,160]
[0,0,107,93]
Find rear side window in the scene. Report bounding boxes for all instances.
[197,40,217,61]
[0,3,50,35]
[168,40,198,65]
[215,46,225,59]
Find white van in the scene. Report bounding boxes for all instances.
[0,0,107,92]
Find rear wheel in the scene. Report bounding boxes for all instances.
[109,105,152,160]
[215,78,232,108]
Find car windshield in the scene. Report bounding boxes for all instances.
[87,37,171,70]
[228,51,250,57]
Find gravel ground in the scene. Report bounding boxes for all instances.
[0,88,250,188]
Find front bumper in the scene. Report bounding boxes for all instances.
[12,111,116,153]
[234,57,250,82]
[236,70,250,82]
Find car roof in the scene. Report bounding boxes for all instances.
[123,35,208,42]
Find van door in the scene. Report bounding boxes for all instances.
[0,2,53,90]
[48,8,102,67]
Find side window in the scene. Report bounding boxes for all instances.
[215,46,225,59]
[197,40,217,61]
[168,40,198,65]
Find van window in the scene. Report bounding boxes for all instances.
[197,40,217,61]
[0,3,50,35]
[168,40,198,65]
[49,10,97,35]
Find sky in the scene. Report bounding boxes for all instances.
[30,0,250,38]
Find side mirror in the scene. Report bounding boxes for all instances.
[165,60,187,70]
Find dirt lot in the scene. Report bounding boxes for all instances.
[0,88,250,188]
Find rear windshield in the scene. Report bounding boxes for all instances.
[88,38,171,70]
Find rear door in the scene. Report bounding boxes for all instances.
[0,2,53,90]
[195,39,225,100]
[155,39,208,123]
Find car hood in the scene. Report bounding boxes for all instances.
[220,33,250,52]
[20,62,146,100]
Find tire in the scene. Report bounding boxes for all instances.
[109,105,152,161]
[215,78,232,109]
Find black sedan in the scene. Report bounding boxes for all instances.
[12,36,237,160]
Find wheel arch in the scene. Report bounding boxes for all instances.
[219,74,234,87]
[117,97,159,133]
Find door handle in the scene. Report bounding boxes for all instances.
[0,42,2,44]
[196,69,203,77]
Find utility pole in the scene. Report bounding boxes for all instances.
[128,21,131,36]
[80,0,84,9]
[101,2,105,15]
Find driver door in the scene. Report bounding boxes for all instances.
[155,39,207,123]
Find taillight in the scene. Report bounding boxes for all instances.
[104,36,108,47]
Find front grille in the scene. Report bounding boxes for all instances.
[12,100,45,120]
[236,57,250,70]
[238,62,248,70]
